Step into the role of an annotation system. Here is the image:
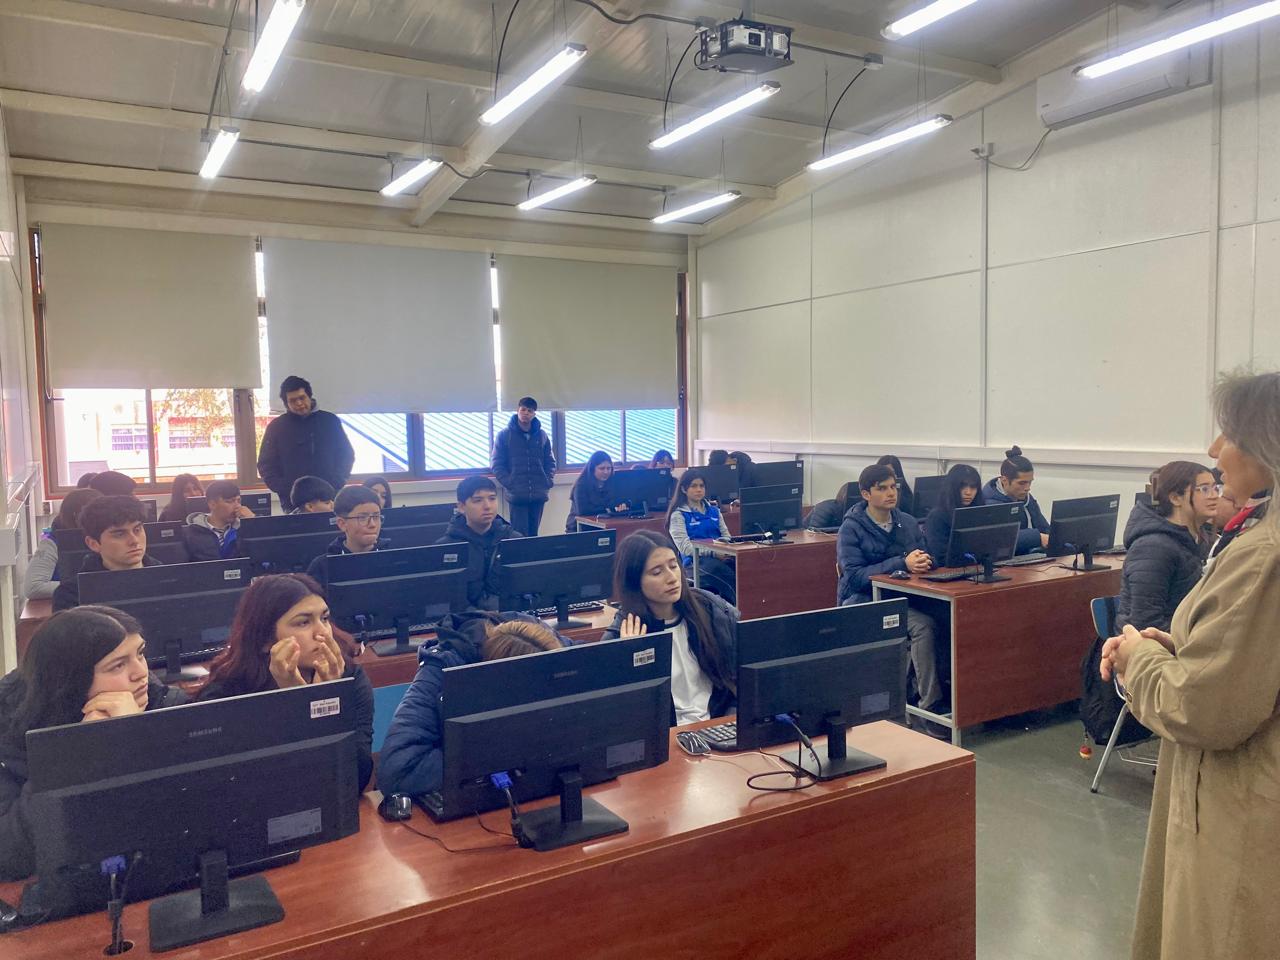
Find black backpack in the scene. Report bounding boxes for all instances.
[1079,598,1152,746]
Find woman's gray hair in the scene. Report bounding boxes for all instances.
[1213,370,1280,525]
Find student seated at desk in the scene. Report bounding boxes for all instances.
[22,488,102,602]
[982,446,1050,554]
[804,481,855,530]
[707,449,729,467]
[566,451,630,531]
[87,470,137,497]
[377,612,567,799]
[837,465,944,719]
[52,496,163,612]
[158,473,203,523]
[363,476,393,510]
[604,530,738,725]
[728,451,754,487]
[649,449,675,471]
[195,573,373,793]
[184,479,256,562]
[288,475,336,514]
[437,476,522,609]
[667,469,736,605]
[923,464,984,562]
[877,455,915,518]
[305,485,389,593]
[0,606,187,881]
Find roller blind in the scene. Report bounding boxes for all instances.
[496,255,677,410]
[41,225,259,389]
[261,239,495,413]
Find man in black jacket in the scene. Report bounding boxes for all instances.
[491,396,556,536]
[436,476,522,608]
[257,375,355,511]
[52,496,164,611]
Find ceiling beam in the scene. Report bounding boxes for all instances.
[490,152,774,199]
[439,200,706,236]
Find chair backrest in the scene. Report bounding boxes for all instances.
[1090,595,1117,640]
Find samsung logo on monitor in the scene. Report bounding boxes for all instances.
[187,726,222,739]
[552,670,579,680]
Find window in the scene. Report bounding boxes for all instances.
[336,414,411,475]
[110,426,148,453]
[153,390,237,479]
[561,408,678,467]
[53,388,150,485]
[422,412,494,472]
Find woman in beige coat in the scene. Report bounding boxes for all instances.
[1102,370,1280,960]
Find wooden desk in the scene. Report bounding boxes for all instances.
[872,559,1123,744]
[575,512,670,537]
[2,721,975,960]
[17,598,53,662]
[353,605,619,687]
[692,530,838,620]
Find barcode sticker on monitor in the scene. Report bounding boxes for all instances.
[597,537,610,547]
[443,553,459,564]
[310,697,340,719]
[223,569,243,581]
[1109,499,1119,508]
[160,529,175,539]
[633,647,656,667]
[883,614,900,630]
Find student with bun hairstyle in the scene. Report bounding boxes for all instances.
[195,573,373,793]
[981,446,1051,554]
[924,464,984,563]
[22,488,102,602]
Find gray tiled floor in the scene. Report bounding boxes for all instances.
[967,706,1156,960]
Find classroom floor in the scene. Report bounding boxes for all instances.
[969,705,1156,960]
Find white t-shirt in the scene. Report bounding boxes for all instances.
[665,617,713,725]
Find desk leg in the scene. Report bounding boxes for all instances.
[876,586,962,747]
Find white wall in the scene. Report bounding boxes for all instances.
[692,23,1280,507]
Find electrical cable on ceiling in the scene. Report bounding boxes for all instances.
[494,0,524,102]
[571,0,690,26]
[661,34,701,132]
[985,129,1052,171]
[820,67,866,157]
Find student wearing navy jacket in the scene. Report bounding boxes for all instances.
[924,464,984,563]
[305,485,390,593]
[981,446,1050,555]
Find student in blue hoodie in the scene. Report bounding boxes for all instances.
[377,612,569,799]
[837,464,943,717]
[981,446,1050,555]
[305,484,389,592]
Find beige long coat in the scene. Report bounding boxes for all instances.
[1124,520,1280,960]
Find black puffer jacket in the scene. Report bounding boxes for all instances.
[256,410,355,511]
[51,552,164,613]
[1115,501,1206,633]
[436,513,522,607]
[491,415,555,504]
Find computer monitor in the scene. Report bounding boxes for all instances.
[1135,491,1153,507]
[78,558,253,682]
[326,544,470,657]
[54,527,92,583]
[606,467,674,514]
[734,599,910,781]
[748,459,804,490]
[426,634,673,851]
[380,503,456,547]
[1046,494,1121,571]
[186,492,272,517]
[143,520,190,565]
[942,502,1023,583]
[699,463,740,504]
[25,681,360,950]
[138,498,159,523]
[495,529,616,630]
[237,512,340,575]
[738,483,803,541]
[912,475,946,516]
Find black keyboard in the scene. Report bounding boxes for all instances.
[533,600,606,618]
[719,533,789,544]
[597,510,647,520]
[696,722,738,751]
[995,554,1054,568]
[923,569,975,583]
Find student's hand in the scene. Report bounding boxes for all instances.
[311,634,345,684]
[82,691,144,723]
[614,502,630,513]
[619,614,648,639]
[235,505,257,519]
[269,636,307,688]
[1139,627,1175,654]
[905,550,932,574]
[1040,533,1051,549]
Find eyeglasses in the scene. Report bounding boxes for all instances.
[342,512,383,526]
[1194,484,1224,496]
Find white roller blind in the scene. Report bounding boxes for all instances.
[262,239,495,413]
[41,225,259,389]
[496,255,677,410]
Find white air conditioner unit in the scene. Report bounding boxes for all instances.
[1037,45,1211,130]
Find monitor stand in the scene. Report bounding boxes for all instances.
[148,850,284,952]
[1074,545,1111,573]
[370,616,416,657]
[543,597,590,630]
[516,771,628,852]
[160,640,208,684]
[970,555,1011,585]
[785,719,887,782]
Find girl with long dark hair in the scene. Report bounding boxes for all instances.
[158,473,204,523]
[923,464,983,563]
[666,468,736,604]
[363,476,393,510]
[565,450,627,531]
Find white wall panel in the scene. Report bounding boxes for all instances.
[1216,225,1258,373]
[1219,31,1262,229]
[1253,220,1280,369]
[986,83,1215,268]
[1258,25,1280,224]
[988,233,1212,452]
[696,199,810,318]
[811,273,983,445]
[0,109,15,281]
[811,114,982,299]
[698,301,811,441]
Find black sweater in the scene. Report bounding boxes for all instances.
[1116,501,1206,633]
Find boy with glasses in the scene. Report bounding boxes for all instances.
[306,485,388,592]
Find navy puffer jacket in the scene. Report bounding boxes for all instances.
[836,502,923,605]
[981,478,1049,554]
[491,415,556,503]
[1115,501,1206,633]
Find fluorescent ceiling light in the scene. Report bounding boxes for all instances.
[1078,0,1280,79]
[650,82,780,150]
[199,127,240,179]
[808,115,952,172]
[884,0,982,40]
[241,0,305,93]
[652,191,740,224]
[480,43,587,126]
[381,157,443,197]
[517,175,597,211]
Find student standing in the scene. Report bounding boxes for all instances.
[437,476,522,609]
[257,375,355,512]
[184,479,256,561]
[158,473,203,523]
[667,469,736,605]
[491,396,555,536]
[982,446,1050,554]
[923,464,984,563]
[305,485,388,593]
[52,497,162,612]
[565,451,627,531]
[22,488,102,602]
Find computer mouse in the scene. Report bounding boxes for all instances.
[0,896,17,931]
[378,792,414,822]
[890,570,912,580]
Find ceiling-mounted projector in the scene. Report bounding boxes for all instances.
[699,18,793,74]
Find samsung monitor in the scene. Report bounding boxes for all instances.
[942,502,1023,583]
[54,527,92,583]
[606,467,674,514]
[143,520,190,565]
[912,475,946,516]
[326,544,470,657]
[237,512,340,575]
[738,483,803,541]
[25,681,360,951]
[1135,491,1153,507]
[379,503,456,548]
[77,558,253,682]
[494,529,616,630]
[426,634,673,851]
[748,459,804,490]
[698,463,740,504]
[1046,494,1121,571]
